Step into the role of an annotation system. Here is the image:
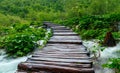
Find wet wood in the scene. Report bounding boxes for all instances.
[25,61,92,68]
[17,22,94,73]
[48,40,82,44]
[28,57,92,64]
[18,63,94,73]
[32,55,91,59]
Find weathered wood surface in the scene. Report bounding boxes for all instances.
[48,40,82,44]
[16,22,94,73]
[53,30,73,32]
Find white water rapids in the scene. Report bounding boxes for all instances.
[83,40,120,73]
[0,49,29,73]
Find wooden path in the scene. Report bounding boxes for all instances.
[16,22,94,73]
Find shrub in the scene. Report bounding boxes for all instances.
[92,20,110,29]
[80,29,100,39]
[63,17,79,28]
[1,23,46,57]
[5,33,35,57]
[62,14,120,40]
[112,32,120,40]
[12,23,30,32]
[102,58,120,73]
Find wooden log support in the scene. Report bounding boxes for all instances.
[16,22,94,73]
[18,63,94,73]
[103,32,116,47]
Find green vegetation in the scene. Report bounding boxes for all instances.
[102,58,120,73]
[0,23,46,57]
[0,0,119,72]
[62,14,120,41]
[0,0,120,57]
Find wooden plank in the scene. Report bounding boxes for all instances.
[34,53,88,57]
[40,48,86,53]
[46,44,84,48]
[53,30,73,32]
[40,49,86,53]
[45,44,86,50]
[32,55,91,59]
[18,63,94,73]
[50,36,80,40]
[34,52,90,56]
[28,57,92,64]
[43,45,86,51]
[24,61,92,68]
[48,40,82,44]
[53,33,78,36]
[34,52,89,54]
[51,26,66,28]
[33,54,88,57]
[51,27,67,29]
[52,28,70,30]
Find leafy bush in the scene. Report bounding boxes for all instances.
[113,32,120,40]
[92,20,109,29]
[1,23,46,57]
[62,14,120,41]
[5,33,35,57]
[102,58,120,73]
[80,29,100,39]
[78,28,109,40]
[63,17,79,28]
[12,23,29,32]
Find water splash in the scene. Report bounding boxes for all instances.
[0,57,28,73]
[83,40,120,73]
[101,42,120,58]
[0,50,29,73]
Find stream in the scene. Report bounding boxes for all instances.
[83,40,120,73]
[0,49,29,73]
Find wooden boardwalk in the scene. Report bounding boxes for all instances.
[16,22,94,73]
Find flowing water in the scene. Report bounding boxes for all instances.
[0,49,30,73]
[83,40,120,73]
